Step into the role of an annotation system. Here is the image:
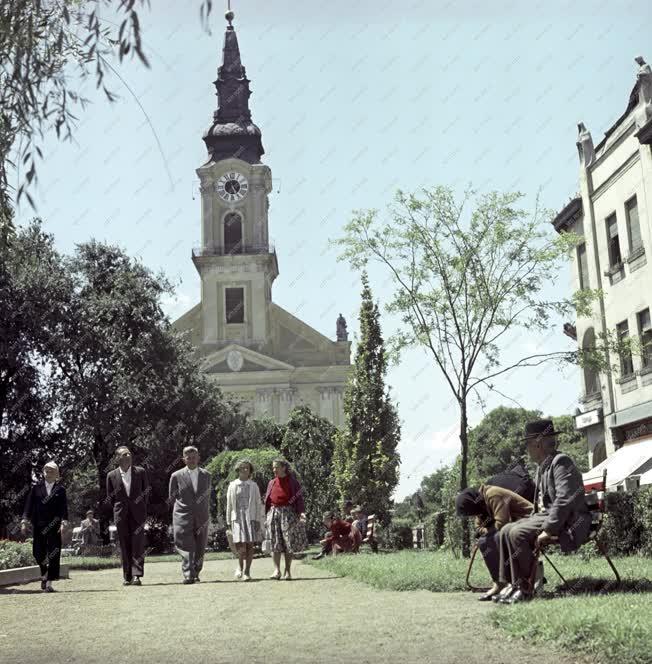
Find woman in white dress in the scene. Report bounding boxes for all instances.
[226,459,265,581]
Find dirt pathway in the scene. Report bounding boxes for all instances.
[0,557,589,664]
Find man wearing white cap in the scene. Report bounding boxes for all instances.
[21,461,69,592]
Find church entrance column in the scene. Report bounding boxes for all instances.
[278,388,296,423]
[255,388,274,418]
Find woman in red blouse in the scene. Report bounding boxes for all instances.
[263,458,307,580]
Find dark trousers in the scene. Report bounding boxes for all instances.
[498,514,548,585]
[477,531,503,583]
[116,510,145,580]
[33,524,62,581]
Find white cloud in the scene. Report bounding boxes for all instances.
[395,422,460,500]
[161,291,194,322]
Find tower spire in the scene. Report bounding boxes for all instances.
[203,7,264,164]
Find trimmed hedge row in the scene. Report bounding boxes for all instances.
[600,486,652,556]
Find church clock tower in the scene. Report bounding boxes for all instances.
[174,9,351,426]
[193,9,276,353]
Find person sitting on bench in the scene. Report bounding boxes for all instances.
[351,505,367,537]
[321,511,362,555]
[496,419,591,604]
[456,484,532,601]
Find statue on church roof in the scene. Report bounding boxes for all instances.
[336,313,348,342]
[635,56,652,127]
[576,122,595,169]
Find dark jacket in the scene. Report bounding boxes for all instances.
[533,452,591,551]
[264,474,305,515]
[23,481,68,527]
[106,465,149,525]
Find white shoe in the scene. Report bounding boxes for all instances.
[234,569,242,579]
[243,573,251,582]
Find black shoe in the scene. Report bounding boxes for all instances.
[501,588,533,605]
[182,578,195,585]
[131,577,142,586]
[194,577,201,583]
[478,591,499,602]
[492,583,514,603]
[40,577,47,591]
[43,585,55,593]
[123,579,132,586]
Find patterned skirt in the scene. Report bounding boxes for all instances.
[265,505,307,554]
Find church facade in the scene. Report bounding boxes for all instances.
[172,11,352,426]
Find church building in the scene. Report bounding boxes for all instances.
[172,10,352,426]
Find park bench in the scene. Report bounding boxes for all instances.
[465,469,620,592]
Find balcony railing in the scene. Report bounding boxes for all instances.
[192,243,275,258]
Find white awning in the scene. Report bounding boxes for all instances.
[583,438,652,489]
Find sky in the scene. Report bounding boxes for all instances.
[13,0,652,498]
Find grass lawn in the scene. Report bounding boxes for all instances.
[307,549,652,663]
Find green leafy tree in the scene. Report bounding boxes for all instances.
[0,0,213,246]
[43,239,230,537]
[334,273,401,526]
[334,187,592,554]
[280,406,338,541]
[0,221,72,536]
[418,466,451,513]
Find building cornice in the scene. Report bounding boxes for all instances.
[551,196,583,234]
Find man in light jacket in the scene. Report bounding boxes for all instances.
[169,446,212,584]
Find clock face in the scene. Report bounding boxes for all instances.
[216,172,249,202]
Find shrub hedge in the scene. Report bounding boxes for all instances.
[0,539,34,571]
[600,486,652,556]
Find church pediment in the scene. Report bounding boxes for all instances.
[201,343,294,374]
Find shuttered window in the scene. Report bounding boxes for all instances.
[606,214,621,267]
[625,196,642,251]
[616,320,634,376]
[638,308,652,368]
[577,242,590,289]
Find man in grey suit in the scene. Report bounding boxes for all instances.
[496,419,591,604]
[169,446,212,584]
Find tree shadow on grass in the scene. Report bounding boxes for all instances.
[0,587,118,595]
[539,576,652,598]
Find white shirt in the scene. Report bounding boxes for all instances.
[120,467,132,497]
[187,467,199,493]
[45,481,54,496]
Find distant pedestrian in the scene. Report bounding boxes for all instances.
[21,461,69,592]
[169,446,212,584]
[263,458,307,580]
[226,459,264,581]
[106,446,149,586]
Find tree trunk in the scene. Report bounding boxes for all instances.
[94,435,111,546]
[459,399,471,558]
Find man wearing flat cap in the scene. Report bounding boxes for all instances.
[496,419,591,604]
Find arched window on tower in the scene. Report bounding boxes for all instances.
[582,327,599,397]
[224,212,243,254]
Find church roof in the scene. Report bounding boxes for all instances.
[203,11,264,164]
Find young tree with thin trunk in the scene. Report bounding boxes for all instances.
[333,186,588,555]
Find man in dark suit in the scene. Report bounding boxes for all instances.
[21,461,69,592]
[106,446,150,586]
[496,419,591,604]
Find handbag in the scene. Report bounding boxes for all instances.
[226,529,238,557]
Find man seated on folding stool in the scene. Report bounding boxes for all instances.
[496,419,591,604]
